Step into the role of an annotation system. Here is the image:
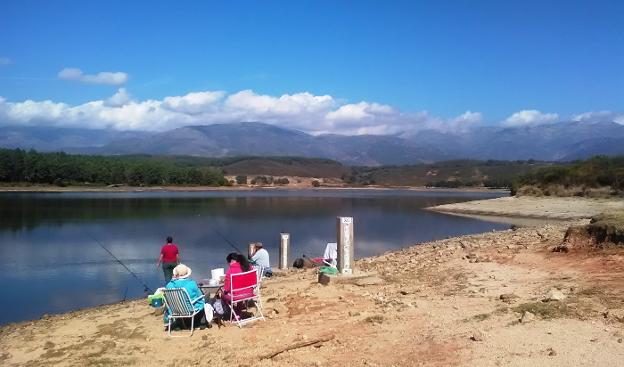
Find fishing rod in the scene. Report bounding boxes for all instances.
[211,226,245,255]
[87,233,154,293]
[210,226,259,265]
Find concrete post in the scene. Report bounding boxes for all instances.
[279,233,290,270]
[336,216,354,275]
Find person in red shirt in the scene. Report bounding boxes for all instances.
[157,236,180,283]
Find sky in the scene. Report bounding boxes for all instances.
[0,0,622,135]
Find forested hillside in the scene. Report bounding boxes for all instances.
[6,148,618,192]
[0,148,227,186]
[345,160,550,188]
[513,156,624,196]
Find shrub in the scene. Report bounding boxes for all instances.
[235,175,247,185]
[251,176,273,185]
[311,179,320,187]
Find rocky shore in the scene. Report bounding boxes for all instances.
[2,199,624,366]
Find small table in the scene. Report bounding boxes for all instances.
[198,282,222,299]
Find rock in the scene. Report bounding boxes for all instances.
[353,276,384,286]
[618,338,622,344]
[546,347,557,356]
[470,330,485,341]
[318,273,332,285]
[499,293,519,303]
[552,244,569,253]
[543,289,566,302]
[521,311,535,323]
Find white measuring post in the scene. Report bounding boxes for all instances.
[279,233,290,270]
[336,216,354,275]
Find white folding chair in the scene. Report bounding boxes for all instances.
[162,288,204,337]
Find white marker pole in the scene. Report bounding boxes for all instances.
[279,233,290,270]
[336,217,354,275]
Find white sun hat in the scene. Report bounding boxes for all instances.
[172,264,192,279]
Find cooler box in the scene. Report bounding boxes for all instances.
[148,294,164,308]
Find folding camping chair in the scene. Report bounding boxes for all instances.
[227,269,265,327]
[162,288,205,337]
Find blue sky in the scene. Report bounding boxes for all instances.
[0,0,622,134]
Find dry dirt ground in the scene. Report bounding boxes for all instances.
[2,220,624,366]
[429,196,624,220]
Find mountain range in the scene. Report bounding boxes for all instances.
[1,121,623,165]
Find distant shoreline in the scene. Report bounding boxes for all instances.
[0,184,510,194]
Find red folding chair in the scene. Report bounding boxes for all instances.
[227,269,265,327]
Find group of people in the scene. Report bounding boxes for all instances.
[155,236,271,328]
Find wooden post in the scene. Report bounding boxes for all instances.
[279,233,290,270]
[336,217,354,275]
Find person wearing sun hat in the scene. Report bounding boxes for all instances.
[164,264,213,327]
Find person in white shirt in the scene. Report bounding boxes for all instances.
[323,242,338,268]
[250,242,272,277]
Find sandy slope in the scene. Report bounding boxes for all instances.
[2,202,624,366]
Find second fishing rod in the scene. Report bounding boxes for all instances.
[211,226,260,266]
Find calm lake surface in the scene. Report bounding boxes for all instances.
[0,189,508,325]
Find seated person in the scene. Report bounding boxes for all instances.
[222,253,254,302]
[250,242,273,277]
[210,253,254,319]
[323,242,338,267]
[165,264,213,327]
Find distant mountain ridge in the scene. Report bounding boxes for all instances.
[1,121,624,165]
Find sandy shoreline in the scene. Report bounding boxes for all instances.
[2,196,623,366]
[428,196,624,220]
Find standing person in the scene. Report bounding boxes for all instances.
[157,236,179,283]
[250,242,273,277]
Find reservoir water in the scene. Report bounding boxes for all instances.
[0,189,508,325]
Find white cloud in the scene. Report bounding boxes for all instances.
[0,89,441,134]
[572,110,624,125]
[7,89,616,136]
[326,102,395,121]
[448,111,483,132]
[225,90,334,118]
[0,89,486,135]
[58,67,128,85]
[503,109,559,127]
[0,57,11,66]
[163,91,225,114]
[105,88,132,107]
[452,111,483,125]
